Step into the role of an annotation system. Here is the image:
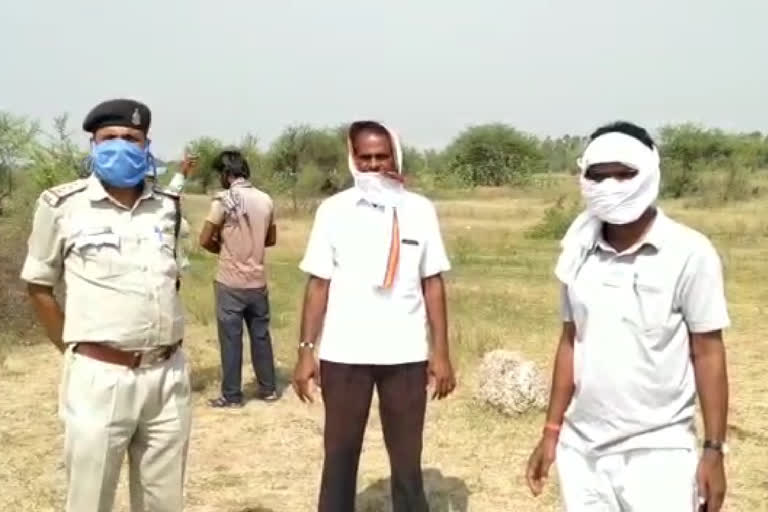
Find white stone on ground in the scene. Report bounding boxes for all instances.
[474,349,548,415]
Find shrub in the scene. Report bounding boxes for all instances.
[526,196,581,240]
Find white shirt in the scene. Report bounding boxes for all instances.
[299,188,451,365]
[560,210,730,456]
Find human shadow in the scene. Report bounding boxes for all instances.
[243,365,293,398]
[356,468,470,512]
[190,363,292,398]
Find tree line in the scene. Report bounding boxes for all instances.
[2,111,768,214]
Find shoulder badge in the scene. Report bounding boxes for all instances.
[41,179,88,207]
[153,186,180,200]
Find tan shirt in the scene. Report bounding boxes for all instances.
[20,176,184,349]
[206,179,274,289]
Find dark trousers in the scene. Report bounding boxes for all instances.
[214,282,276,402]
[319,360,429,512]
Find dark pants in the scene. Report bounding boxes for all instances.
[319,360,429,512]
[215,282,276,402]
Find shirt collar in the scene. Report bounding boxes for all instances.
[350,187,381,209]
[230,178,252,189]
[86,175,155,207]
[594,208,670,255]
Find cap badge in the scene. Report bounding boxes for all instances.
[131,108,141,126]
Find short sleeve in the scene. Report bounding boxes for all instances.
[205,199,225,225]
[560,284,573,322]
[420,201,451,278]
[679,241,730,333]
[20,197,65,286]
[299,201,334,279]
[166,173,185,195]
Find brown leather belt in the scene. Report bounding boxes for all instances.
[73,341,182,369]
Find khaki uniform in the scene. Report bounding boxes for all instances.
[21,176,192,512]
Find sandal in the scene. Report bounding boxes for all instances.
[207,396,244,408]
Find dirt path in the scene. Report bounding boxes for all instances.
[3,323,767,511]
[0,337,561,512]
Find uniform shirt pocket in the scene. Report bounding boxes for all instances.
[396,236,425,293]
[71,230,126,279]
[627,275,672,334]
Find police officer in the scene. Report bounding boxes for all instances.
[21,99,191,512]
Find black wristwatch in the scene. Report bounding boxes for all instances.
[703,440,729,455]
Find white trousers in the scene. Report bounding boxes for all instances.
[59,348,192,512]
[556,442,699,512]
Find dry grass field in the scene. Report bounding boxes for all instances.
[1,178,767,511]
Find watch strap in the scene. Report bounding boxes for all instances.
[703,440,726,454]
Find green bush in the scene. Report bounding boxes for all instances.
[660,158,702,198]
[526,196,581,240]
[687,166,761,208]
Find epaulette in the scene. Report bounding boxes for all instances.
[41,179,88,208]
[153,187,180,200]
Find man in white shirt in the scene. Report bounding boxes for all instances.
[292,120,456,512]
[526,121,730,512]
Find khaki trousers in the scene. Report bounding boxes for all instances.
[59,347,192,512]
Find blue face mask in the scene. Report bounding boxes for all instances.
[90,139,153,188]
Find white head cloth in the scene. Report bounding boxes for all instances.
[346,121,405,288]
[554,131,661,285]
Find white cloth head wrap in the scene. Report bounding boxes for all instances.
[554,131,660,285]
[347,121,405,288]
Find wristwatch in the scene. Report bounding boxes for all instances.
[298,341,315,350]
[703,440,729,455]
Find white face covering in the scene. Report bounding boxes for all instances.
[577,132,660,225]
[351,170,404,207]
[348,122,405,207]
[554,130,661,285]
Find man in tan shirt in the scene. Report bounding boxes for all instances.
[20,98,191,512]
[199,149,278,407]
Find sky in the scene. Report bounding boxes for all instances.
[1,0,767,160]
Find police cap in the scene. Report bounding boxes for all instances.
[82,99,151,134]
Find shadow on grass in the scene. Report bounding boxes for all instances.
[357,468,470,512]
[244,365,294,398]
[190,362,293,398]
